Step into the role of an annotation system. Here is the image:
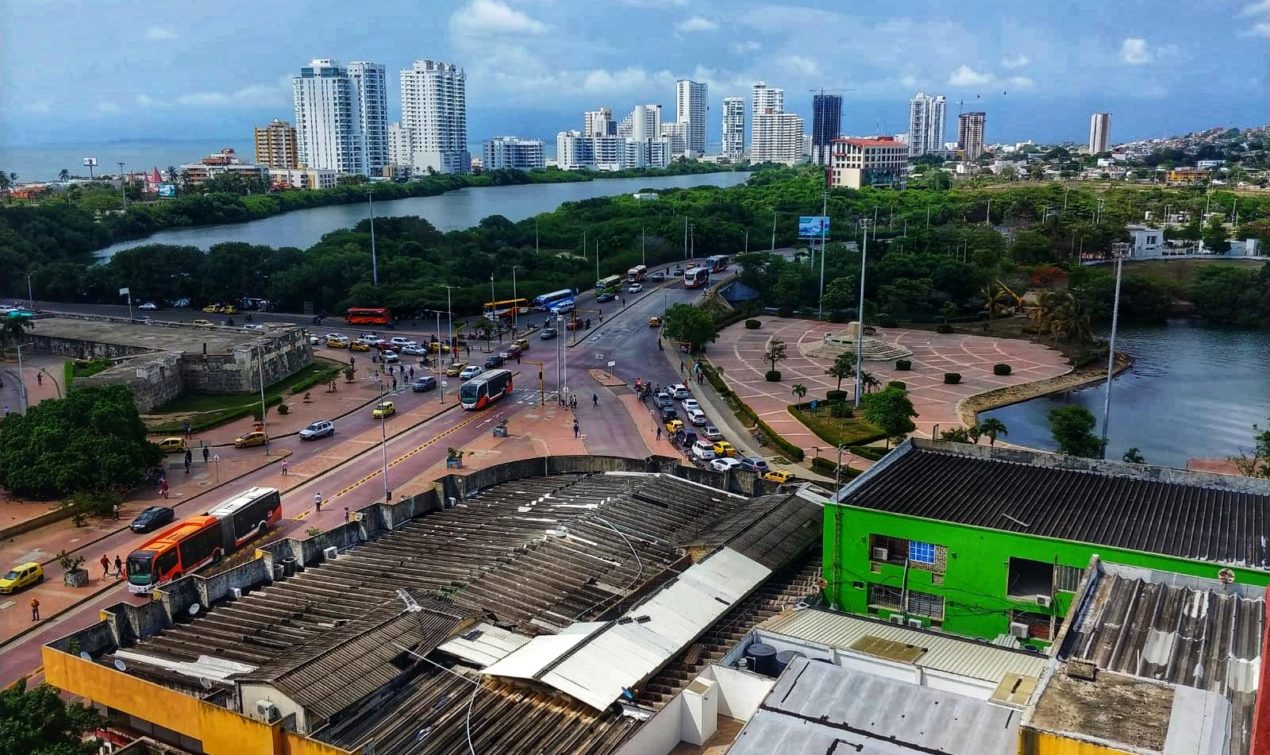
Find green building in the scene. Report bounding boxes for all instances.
[824,439,1270,647]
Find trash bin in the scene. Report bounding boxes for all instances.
[281,557,297,577]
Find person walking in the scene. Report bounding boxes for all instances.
[344,507,350,523]
[159,477,169,499]
[100,554,111,579]
[656,425,662,441]
[112,503,120,521]
[36,371,42,387]
[183,420,191,438]
[30,597,39,622]
[184,453,192,475]
[572,419,580,438]
[281,459,289,476]
[114,555,123,579]
[592,393,598,408]
[314,492,323,512]
[392,377,398,391]
[203,446,210,464]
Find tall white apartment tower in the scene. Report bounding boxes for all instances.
[907,92,946,157]
[751,82,784,149]
[584,107,614,137]
[675,79,708,156]
[400,59,469,174]
[292,59,365,175]
[619,104,663,141]
[1089,113,1111,154]
[348,62,389,174]
[722,97,745,160]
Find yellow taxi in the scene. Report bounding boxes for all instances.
[445,362,467,377]
[429,341,450,353]
[648,316,662,328]
[326,336,350,349]
[372,400,396,419]
[712,441,737,458]
[763,470,793,484]
[222,305,239,315]
[349,339,371,352]
[513,338,530,352]
[664,418,684,434]
[157,437,187,454]
[0,562,43,594]
[191,319,215,327]
[233,430,268,448]
[202,304,223,314]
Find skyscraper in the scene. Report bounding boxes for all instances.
[618,104,662,141]
[293,59,364,175]
[675,79,708,156]
[751,112,805,165]
[253,119,298,169]
[400,59,469,174]
[348,62,388,174]
[810,93,842,165]
[907,92,946,157]
[1089,112,1111,154]
[482,137,545,170]
[957,111,986,160]
[584,108,614,137]
[387,123,412,168]
[751,82,784,149]
[722,97,745,160]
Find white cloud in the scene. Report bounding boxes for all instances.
[449,0,546,37]
[675,16,717,32]
[948,65,992,86]
[1241,0,1270,15]
[175,82,289,108]
[143,26,178,41]
[1249,21,1270,36]
[779,54,819,77]
[731,40,761,54]
[1119,38,1152,64]
[1239,3,1270,35]
[1001,54,1029,69]
[1006,76,1035,89]
[899,74,918,88]
[581,66,672,93]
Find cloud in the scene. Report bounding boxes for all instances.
[779,54,819,77]
[1248,21,1270,36]
[675,16,717,32]
[1001,55,1029,69]
[175,82,289,108]
[143,26,178,41]
[1240,0,1270,35]
[580,66,672,93]
[1119,38,1152,64]
[1241,0,1270,14]
[948,65,993,86]
[731,40,761,54]
[449,0,546,37]
[1006,76,1034,89]
[94,102,121,114]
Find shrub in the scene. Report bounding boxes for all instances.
[276,403,290,415]
[765,370,782,382]
[826,390,848,402]
[876,313,898,328]
[830,402,853,419]
[895,359,912,371]
[744,319,762,329]
[944,372,962,385]
[936,323,954,334]
[888,381,906,391]
[777,307,793,318]
[993,363,1012,376]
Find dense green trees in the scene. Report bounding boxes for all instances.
[0,679,101,755]
[862,386,919,447]
[1047,405,1106,458]
[661,303,719,352]
[0,385,163,498]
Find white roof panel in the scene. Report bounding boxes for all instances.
[482,622,605,680]
[436,623,531,668]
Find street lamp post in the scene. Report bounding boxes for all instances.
[117,162,127,210]
[379,403,390,501]
[1099,251,1125,457]
[257,349,269,454]
[511,266,521,335]
[854,220,870,409]
[817,190,828,319]
[641,227,646,266]
[14,343,29,413]
[368,190,378,288]
[26,272,34,311]
[428,310,445,403]
[442,285,455,364]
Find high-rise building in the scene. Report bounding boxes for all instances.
[957,111,986,160]
[292,58,365,175]
[482,137,545,171]
[675,79,708,156]
[253,119,298,169]
[400,59,469,174]
[751,82,784,149]
[829,136,908,189]
[660,122,687,157]
[584,107,614,137]
[751,112,804,165]
[810,93,842,166]
[907,92,947,158]
[387,123,412,168]
[347,62,388,174]
[722,97,745,160]
[555,131,669,171]
[618,104,662,141]
[1089,112,1111,154]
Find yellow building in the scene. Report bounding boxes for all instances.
[254,119,299,170]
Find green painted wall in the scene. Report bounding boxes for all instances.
[824,505,1270,645]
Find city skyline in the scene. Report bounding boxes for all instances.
[3,0,1267,153]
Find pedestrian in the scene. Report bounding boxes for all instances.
[3,406,8,417]
[409,366,415,380]
[159,478,169,499]
[656,425,662,441]
[679,359,685,372]
[36,371,42,386]
[30,597,39,621]
[184,457,191,475]
[203,446,210,463]
[573,419,580,438]
[592,393,598,407]
[392,377,398,391]
[112,503,120,521]
[100,554,110,579]
[281,459,289,476]
[344,507,350,523]
[114,555,123,579]
[515,353,521,364]
[314,492,323,512]
[183,420,191,438]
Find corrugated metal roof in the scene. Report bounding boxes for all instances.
[482,622,606,680]
[760,608,1048,683]
[729,657,1019,755]
[436,623,531,668]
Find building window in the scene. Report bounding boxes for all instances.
[867,583,903,610]
[1007,557,1055,600]
[868,535,907,564]
[908,541,936,565]
[907,590,945,620]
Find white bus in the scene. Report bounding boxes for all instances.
[684,267,710,289]
[626,265,648,282]
[460,369,514,410]
[705,255,731,273]
[204,487,283,548]
[533,289,575,311]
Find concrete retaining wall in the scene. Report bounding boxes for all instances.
[79,352,185,412]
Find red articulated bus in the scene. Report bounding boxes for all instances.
[459,369,513,410]
[346,307,393,326]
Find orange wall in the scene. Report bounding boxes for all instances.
[1019,727,1136,755]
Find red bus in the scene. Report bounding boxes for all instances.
[204,486,282,548]
[346,307,393,326]
[684,267,710,289]
[126,516,223,593]
[459,369,513,410]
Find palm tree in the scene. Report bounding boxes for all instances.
[0,171,11,198]
[1048,290,1094,345]
[860,372,880,394]
[165,165,179,184]
[792,383,807,408]
[980,283,1008,326]
[977,418,1008,447]
[1122,447,1146,464]
[58,168,71,183]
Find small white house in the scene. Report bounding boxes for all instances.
[1127,225,1164,258]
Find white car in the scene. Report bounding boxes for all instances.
[710,457,742,472]
[323,332,346,341]
[687,408,708,426]
[551,302,575,315]
[308,335,321,345]
[691,440,717,461]
[627,283,643,293]
[360,334,386,346]
[702,425,724,442]
[382,350,400,363]
[298,419,335,440]
[390,337,417,348]
[243,323,265,331]
[401,345,429,356]
[671,384,691,400]
[459,365,483,379]
[681,398,700,412]
[139,302,158,311]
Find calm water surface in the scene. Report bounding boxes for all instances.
[981,320,1270,468]
[93,172,751,259]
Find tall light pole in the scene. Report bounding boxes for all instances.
[534,217,539,254]
[368,190,379,287]
[595,239,600,285]
[117,162,127,210]
[442,285,455,364]
[428,310,445,403]
[511,265,521,335]
[770,211,777,252]
[256,348,269,454]
[26,272,34,311]
[379,402,390,500]
[1099,251,1124,457]
[641,227,646,266]
[817,191,828,319]
[854,220,870,409]
[14,343,28,413]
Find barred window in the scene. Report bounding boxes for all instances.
[1055,564,1084,593]
[868,583,903,610]
[907,590,945,620]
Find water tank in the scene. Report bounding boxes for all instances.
[745,643,778,677]
[774,650,805,675]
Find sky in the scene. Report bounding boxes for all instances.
[2,0,1268,153]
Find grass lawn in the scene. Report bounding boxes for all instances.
[145,359,344,433]
[789,405,886,447]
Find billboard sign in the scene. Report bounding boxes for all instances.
[157,183,176,198]
[82,157,98,167]
[798,215,830,238]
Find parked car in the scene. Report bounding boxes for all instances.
[372,401,396,419]
[681,398,700,412]
[134,315,154,324]
[0,562,43,594]
[763,470,793,484]
[665,418,685,434]
[412,375,438,392]
[540,328,558,340]
[382,350,400,364]
[655,392,675,409]
[402,345,429,356]
[648,316,662,328]
[702,425,724,442]
[671,384,691,399]
[710,457,742,472]
[233,431,268,449]
[739,457,770,474]
[350,340,372,352]
[459,365,483,379]
[139,301,158,311]
[712,441,737,458]
[172,297,191,308]
[627,283,643,293]
[191,319,215,327]
[484,355,505,368]
[659,405,679,423]
[691,440,717,461]
[130,505,175,533]
[156,437,187,454]
[687,408,708,426]
[445,362,467,376]
[299,419,335,440]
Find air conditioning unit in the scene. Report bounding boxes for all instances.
[907,618,924,629]
[871,547,889,562]
[323,546,338,560]
[256,700,280,723]
[889,615,905,625]
[1008,622,1030,639]
[1036,595,1052,608]
[231,587,242,599]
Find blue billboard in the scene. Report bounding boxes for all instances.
[157,183,176,198]
[798,215,830,238]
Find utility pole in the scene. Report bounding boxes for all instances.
[1099,252,1124,458]
[855,220,870,409]
[433,311,445,403]
[641,227,646,266]
[442,285,455,365]
[256,349,269,454]
[535,218,539,254]
[770,211,777,252]
[744,230,749,254]
[117,162,128,210]
[596,239,600,283]
[511,265,520,335]
[683,217,689,260]
[368,190,378,287]
[817,190,828,319]
[985,198,992,227]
